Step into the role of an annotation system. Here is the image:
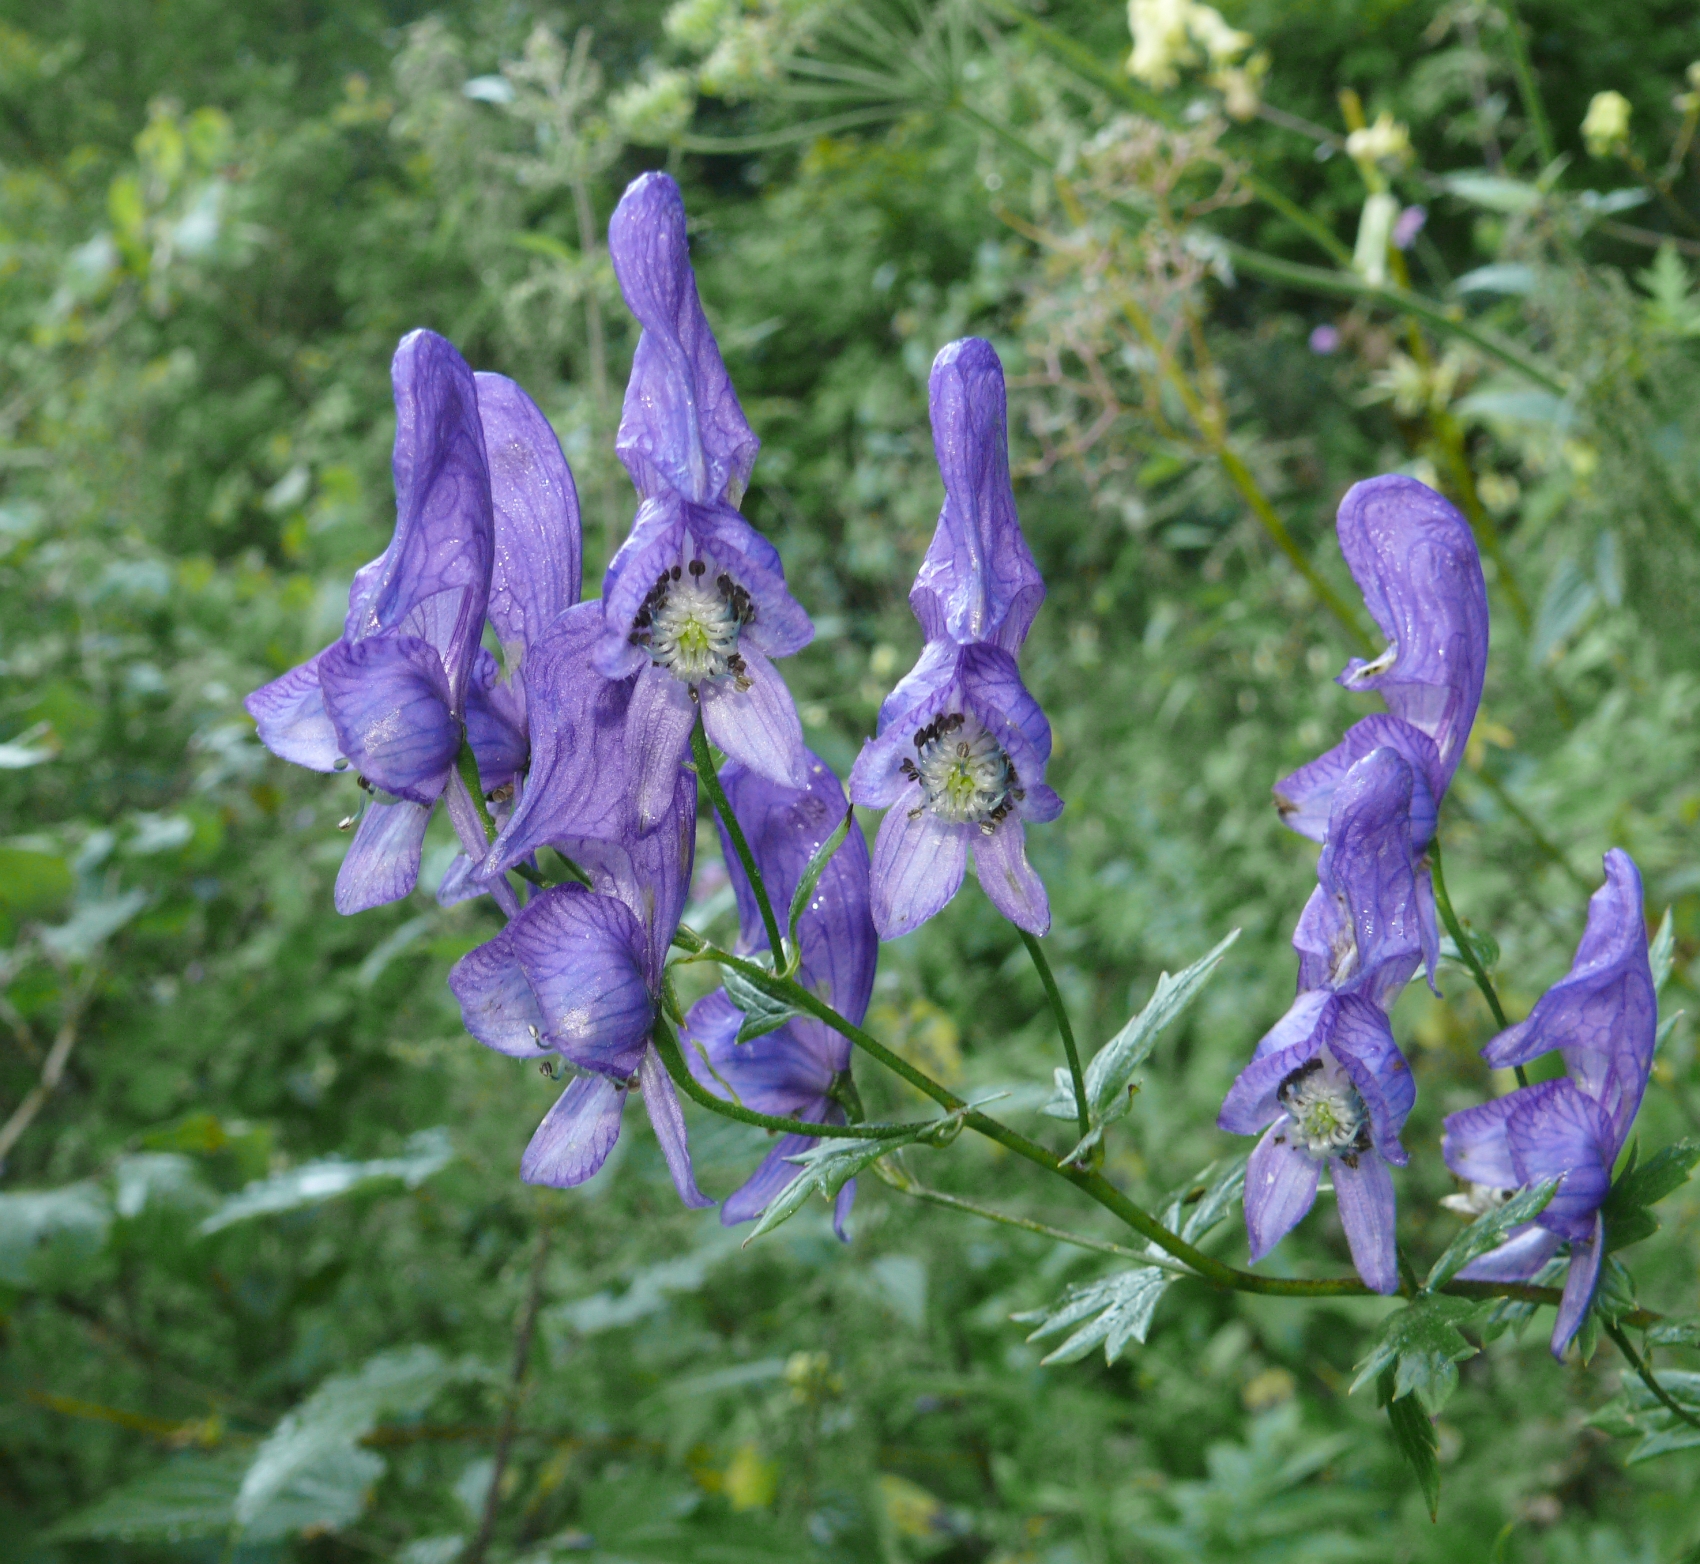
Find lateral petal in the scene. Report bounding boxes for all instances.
[869,792,968,940]
[521,1073,627,1188]
[639,1044,714,1208]
[245,649,340,771]
[334,800,432,915]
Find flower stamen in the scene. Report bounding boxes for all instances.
[630,556,756,688]
[1277,1055,1372,1162]
[899,711,1022,832]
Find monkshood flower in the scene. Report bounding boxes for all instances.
[595,170,812,828]
[245,330,495,915]
[1442,850,1655,1358]
[448,660,711,1205]
[850,339,1061,939]
[1274,474,1488,848]
[682,751,876,1238]
[1219,747,1426,1294]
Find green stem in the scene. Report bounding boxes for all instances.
[1020,930,1091,1145]
[871,1158,1180,1268]
[456,736,497,844]
[1497,0,1556,169]
[1605,1319,1700,1431]
[690,715,785,965]
[651,1018,931,1141]
[1430,836,1525,1086]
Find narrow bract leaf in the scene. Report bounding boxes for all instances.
[1379,1368,1441,1520]
[1650,907,1675,992]
[1073,929,1240,1125]
[198,1129,453,1234]
[1426,1178,1556,1291]
[786,804,853,949]
[745,1132,923,1242]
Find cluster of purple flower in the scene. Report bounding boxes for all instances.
[245,171,1058,1230]
[1220,477,1657,1349]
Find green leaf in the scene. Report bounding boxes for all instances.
[1648,1318,1700,1348]
[1601,1368,1700,1462]
[1378,1369,1441,1521]
[720,957,800,1044]
[1438,927,1500,970]
[745,1132,923,1242]
[1608,1137,1700,1213]
[1425,1178,1556,1291]
[237,1345,476,1540]
[1650,906,1676,992]
[785,802,853,950]
[1011,1157,1245,1365]
[1046,929,1238,1127]
[0,1182,111,1287]
[46,1449,248,1542]
[1351,1295,1482,1415]
[197,1128,453,1234]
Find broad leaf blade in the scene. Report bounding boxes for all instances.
[47,1450,248,1543]
[1426,1178,1557,1291]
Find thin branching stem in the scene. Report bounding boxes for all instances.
[690,715,785,965]
[1605,1319,1700,1431]
[1019,930,1091,1145]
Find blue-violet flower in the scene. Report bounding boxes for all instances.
[1441,849,1654,1357]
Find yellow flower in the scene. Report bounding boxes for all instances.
[1582,90,1632,157]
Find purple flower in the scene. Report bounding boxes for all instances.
[1309,324,1341,355]
[908,338,1044,653]
[461,371,582,797]
[246,330,496,915]
[1274,475,1488,846]
[850,339,1061,939]
[1219,748,1426,1293]
[1442,850,1655,1357]
[596,171,812,828]
[1391,204,1427,251]
[449,733,711,1206]
[681,751,876,1238]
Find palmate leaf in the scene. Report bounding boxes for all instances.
[1012,1157,1246,1365]
[1602,1137,1700,1253]
[1351,1295,1483,1415]
[1425,1178,1557,1291]
[745,1133,920,1241]
[1590,1370,1700,1463]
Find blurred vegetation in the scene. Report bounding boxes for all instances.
[5,0,1700,1559]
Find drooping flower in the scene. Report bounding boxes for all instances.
[850,339,1061,939]
[1442,850,1655,1357]
[448,713,711,1206]
[1274,474,1488,847]
[1219,747,1427,1293]
[245,330,496,914]
[682,750,876,1238]
[596,170,812,829]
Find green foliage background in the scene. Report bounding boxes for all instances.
[4,0,1700,1558]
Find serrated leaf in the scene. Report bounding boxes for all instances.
[746,1133,919,1241]
[1425,1178,1556,1291]
[1012,1156,1245,1365]
[1648,1318,1700,1348]
[1650,907,1676,992]
[1608,1137,1700,1214]
[1378,1369,1441,1520]
[720,959,800,1043]
[1351,1295,1481,1414]
[237,1345,474,1539]
[786,804,852,949]
[1592,1254,1639,1324]
[1056,930,1238,1127]
[46,1449,248,1542]
[198,1129,453,1234]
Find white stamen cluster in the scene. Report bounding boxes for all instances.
[631,559,755,687]
[1440,1182,1514,1218]
[901,711,1024,832]
[1276,1055,1372,1163]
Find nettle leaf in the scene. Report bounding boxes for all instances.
[1044,930,1239,1130]
[1377,1368,1441,1521]
[746,1134,916,1242]
[1648,1318,1700,1348]
[47,1449,249,1543]
[721,957,800,1044]
[236,1345,483,1540]
[1351,1295,1483,1415]
[1012,1157,1246,1365]
[1426,1178,1557,1291]
[198,1129,453,1234]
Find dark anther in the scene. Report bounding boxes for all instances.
[356,774,373,793]
[1276,1056,1324,1105]
[689,559,706,576]
[671,564,682,581]
[914,730,927,748]
[957,741,970,758]
[1341,1152,1360,1169]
